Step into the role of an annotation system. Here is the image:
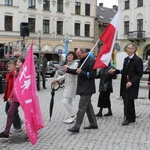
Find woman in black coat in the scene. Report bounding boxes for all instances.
[95,64,117,117]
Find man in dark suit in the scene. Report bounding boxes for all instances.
[109,43,143,126]
[40,52,47,89]
[64,48,98,132]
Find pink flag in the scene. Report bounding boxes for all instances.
[93,10,120,69]
[13,43,44,145]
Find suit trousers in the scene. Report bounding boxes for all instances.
[41,71,46,88]
[123,98,136,122]
[74,94,97,129]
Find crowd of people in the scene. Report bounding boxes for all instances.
[0,42,145,141]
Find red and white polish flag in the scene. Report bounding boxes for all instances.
[93,10,120,69]
[13,43,44,145]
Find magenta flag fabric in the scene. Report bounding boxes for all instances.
[13,43,44,145]
[93,10,120,69]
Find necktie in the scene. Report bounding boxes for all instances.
[125,57,130,67]
[127,57,130,64]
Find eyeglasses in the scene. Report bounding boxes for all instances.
[126,47,133,50]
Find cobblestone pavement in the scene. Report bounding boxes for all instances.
[0,75,150,150]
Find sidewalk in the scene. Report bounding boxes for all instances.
[0,77,150,150]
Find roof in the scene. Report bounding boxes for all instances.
[96,6,117,24]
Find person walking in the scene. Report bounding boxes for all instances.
[0,56,25,139]
[54,51,78,124]
[147,59,150,100]
[3,60,22,133]
[40,52,47,89]
[64,48,98,133]
[95,63,117,117]
[109,43,143,126]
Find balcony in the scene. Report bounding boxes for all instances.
[127,31,146,43]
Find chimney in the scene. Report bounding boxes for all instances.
[99,3,103,7]
[113,5,117,10]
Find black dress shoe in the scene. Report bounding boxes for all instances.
[43,87,47,89]
[95,113,102,117]
[104,112,112,116]
[122,120,130,126]
[68,127,79,133]
[84,125,98,129]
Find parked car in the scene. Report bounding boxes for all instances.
[58,60,66,75]
[143,60,150,73]
[46,61,57,77]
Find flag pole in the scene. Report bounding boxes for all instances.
[80,39,100,69]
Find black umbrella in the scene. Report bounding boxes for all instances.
[50,87,55,121]
[49,81,60,121]
[148,86,150,100]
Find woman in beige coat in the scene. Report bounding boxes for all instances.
[55,51,78,124]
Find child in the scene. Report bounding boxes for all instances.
[0,57,25,139]
[3,60,22,133]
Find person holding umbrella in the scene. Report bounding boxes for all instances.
[53,51,78,124]
[109,42,143,126]
[64,47,98,133]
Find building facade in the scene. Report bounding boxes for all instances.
[117,0,150,61]
[0,0,96,61]
[94,3,117,56]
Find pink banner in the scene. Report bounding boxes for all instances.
[13,43,44,145]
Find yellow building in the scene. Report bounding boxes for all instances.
[0,0,96,61]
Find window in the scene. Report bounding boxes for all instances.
[5,16,12,31]
[86,49,90,52]
[85,24,90,37]
[125,1,129,9]
[74,48,78,52]
[57,21,63,34]
[137,19,143,31]
[124,21,129,35]
[75,23,80,36]
[75,2,81,15]
[43,0,50,11]
[137,19,143,38]
[43,20,49,33]
[5,0,13,5]
[137,0,143,7]
[57,0,63,12]
[29,0,35,9]
[28,18,35,32]
[85,4,90,16]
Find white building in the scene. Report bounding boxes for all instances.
[117,0,150,64]
[0,0,96,61]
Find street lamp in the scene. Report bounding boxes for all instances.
[37,30,41,91]
[61,37,72,57]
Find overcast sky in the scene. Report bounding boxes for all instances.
[97,0,118,8]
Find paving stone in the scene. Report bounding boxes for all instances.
[0,76,150,149]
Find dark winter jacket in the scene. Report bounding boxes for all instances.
[66,55,96,95]
[116,54,143,99]
[96,65,117,93]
